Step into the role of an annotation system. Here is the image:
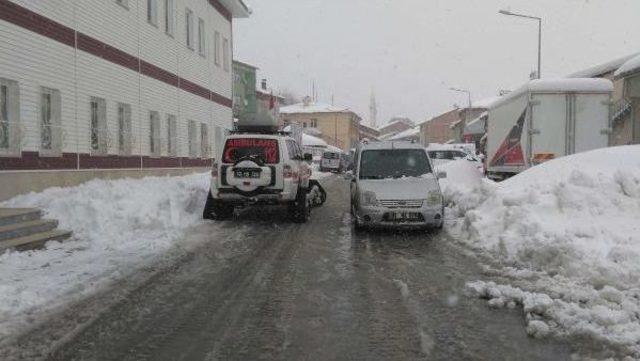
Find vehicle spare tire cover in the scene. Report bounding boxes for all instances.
[231,159,266,193]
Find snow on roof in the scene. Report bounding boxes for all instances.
[471,96,502,109]
[490,78,613,110]
[280,102,352,115]
[570,53,639,78]
[614,53,640,79]
[219,0,251,18]
[377,118,414,131]
[302,133,327,147]
[386,127,420,141]
[464,112,487,135]
[449,119,464,129]
[325,145,343,153]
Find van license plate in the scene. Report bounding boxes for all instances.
[234,170,260,179]
[388,212,421,221]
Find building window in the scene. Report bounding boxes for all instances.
[40,87,62,156]
[200,123,209,158]
[197,18,206,56]
[90,97,107,155]
[214,31,221,66]
[0,78,19,156]
[188,120,198,158]
[185,8,194,50]
[164,0,174,36]
[116,0,129,9]
[302,122,307,128]
[166,114,177,156]
[147,0,157,26]
[223,37,230,71]
[310,119,318,128]
[149,111,161,157]
[117,103,132,155]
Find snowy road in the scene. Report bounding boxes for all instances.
[6,177,576,360]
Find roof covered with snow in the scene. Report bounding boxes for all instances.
[471,96,502,109]
[464,112,487,135]
[280,102,354,115]
[302,133,327,147]
[569,53,639,78]
[490,78,614,110]
[386,127,420,141]
[219,0,251,18]
[614,53,640,79]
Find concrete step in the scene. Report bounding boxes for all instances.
[0,208,42,227]
[0,219,58,242]
[0,229,73,252]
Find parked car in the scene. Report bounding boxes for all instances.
[203,132,321,223]
[426,147,483,174]
[349,141,446,230]
[320,146,344,173]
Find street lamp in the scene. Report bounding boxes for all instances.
[499,9,542,79]
[449,87,472,108]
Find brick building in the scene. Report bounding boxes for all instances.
[419,109,460,145]
[0,0,249,200]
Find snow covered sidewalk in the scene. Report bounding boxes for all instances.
[0,172,211,343]
[443,146,640,358]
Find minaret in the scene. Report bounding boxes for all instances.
[369,90,378,128]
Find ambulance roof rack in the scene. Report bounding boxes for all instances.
[231,125,289,136]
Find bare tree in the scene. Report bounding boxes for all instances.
[280,89,301,106]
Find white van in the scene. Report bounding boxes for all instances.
[349,141,446,230]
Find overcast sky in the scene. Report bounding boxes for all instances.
[233,0,640,127]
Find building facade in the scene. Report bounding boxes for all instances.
[419,109,460,145]
[570,53,639,146]
[0,0,249,200]
[232,60,258,122]
[280,99,362,152]
[378,117,414,139]
[614,54,640,144]
[358,123,380,141]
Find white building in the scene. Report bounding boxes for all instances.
[0,0,249,200]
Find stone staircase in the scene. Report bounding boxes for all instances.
[0,208,72,253]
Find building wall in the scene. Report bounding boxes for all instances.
[280,112,360,152]
[0,0,234,172]
[420,109,460,145]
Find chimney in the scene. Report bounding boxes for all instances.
[261,79,267,90]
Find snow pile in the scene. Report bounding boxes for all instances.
[0,172,210,341]
[460,146,640,357]
[437,159,492,217]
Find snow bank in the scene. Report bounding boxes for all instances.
[459,146,640,357]
[437,159,491,217]
[0,172,210,341]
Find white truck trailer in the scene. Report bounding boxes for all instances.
[486,78,613,180]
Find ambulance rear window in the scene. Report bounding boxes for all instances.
[222,138,280,164]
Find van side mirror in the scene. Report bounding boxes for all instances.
[303,153,313,162]
[437,171,447,179]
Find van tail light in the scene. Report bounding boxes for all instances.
[283,164,293,179]
[211,162,219,178]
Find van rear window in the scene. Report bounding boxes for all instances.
[223,138,279,164]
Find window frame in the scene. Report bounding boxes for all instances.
[0,78,20,156]
[185,8,194,50]
[198,18,206,57]
[39,87,62,157]
[188,119,198,158]
[90,97,108,155]
[149,110,161,157]
[200,123,209,158]
[223,37,230,71]
[117,102,132,155]
[166,114,177,157]
[164,0,175,37]
[147,0,158,27]
[214,31,221,66]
